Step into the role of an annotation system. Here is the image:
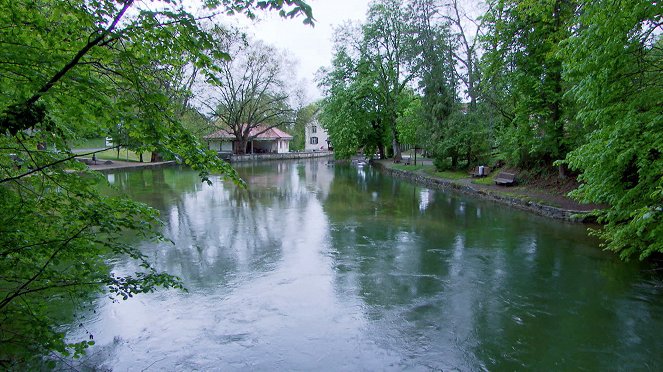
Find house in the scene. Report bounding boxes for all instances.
[305,115,331,151]
[204,124,293,154]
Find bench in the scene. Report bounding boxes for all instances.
[494,172,516,185]
[470,166,491,177]
[403,158,411,165]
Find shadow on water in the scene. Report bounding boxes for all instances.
[65,161,662,371]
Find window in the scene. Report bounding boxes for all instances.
[310,137,318,144]
[311,125,317,133]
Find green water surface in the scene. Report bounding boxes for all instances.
[69,159,662,370]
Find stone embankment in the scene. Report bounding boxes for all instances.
[77,151,333,171]
[374,162,594,223]
[229,151,333,162]
[77,158,175,172]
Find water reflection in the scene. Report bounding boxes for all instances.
[67,161,663,370]
[324,164,663,370]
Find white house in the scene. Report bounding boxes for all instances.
[205,124,293,154]
[305,116,331,152]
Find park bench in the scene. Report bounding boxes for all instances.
[403,158,411,165]
[470,166,490,177]
[494,172,516,185]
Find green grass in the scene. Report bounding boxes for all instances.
[472,175,496,185]
[424,169,467,180]
[392,164,427,171]
[94,148,150,162]
[71,137,106,149]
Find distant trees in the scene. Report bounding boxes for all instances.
[201,36,297,154]
[320,0,448,160]
[291,102,320,151]
[319,0,662,259]
[320,0,486,167]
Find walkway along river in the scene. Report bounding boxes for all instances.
[66,159,662,370]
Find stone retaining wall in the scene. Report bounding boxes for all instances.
[230,151,333,162]
[374,162,593,223]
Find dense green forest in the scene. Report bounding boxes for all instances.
[0,0,312,366]
[318,0,662,261]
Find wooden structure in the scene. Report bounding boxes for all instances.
[494,172,516,185]
[204,124,293,155]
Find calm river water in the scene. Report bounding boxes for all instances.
[68,159,662,370]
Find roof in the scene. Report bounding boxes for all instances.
[204,124,293,140]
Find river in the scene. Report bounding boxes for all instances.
[67,159,662,370]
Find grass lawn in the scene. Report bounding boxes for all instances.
[392,164,428,172]
[71,137,106,149]
[472,175,496,185]
[94,148,150,162]
[424,168,467,180]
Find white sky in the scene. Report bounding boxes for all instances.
[227,0,371,103]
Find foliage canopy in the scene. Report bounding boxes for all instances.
[0,0,313,365]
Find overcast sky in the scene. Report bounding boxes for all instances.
[228,0,371,103]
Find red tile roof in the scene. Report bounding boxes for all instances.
[205,124,293,140]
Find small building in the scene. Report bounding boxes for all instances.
[305,115,331,152]
[205,124,293,154]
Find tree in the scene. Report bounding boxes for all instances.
[442,0,486,108]
[0,0,313,365]
[319,35,390,159]
[320,0,428,161]
[563,0,662,260]
[362,0,420,161]
[396,95,424,148]
[202,37,297,154]
[407,0,460,167]
[291,102,320,151]
[481,0,579,171]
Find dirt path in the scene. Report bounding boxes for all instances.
[454,177,598,212]
[378,159,603,216]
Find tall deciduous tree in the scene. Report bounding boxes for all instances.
[408,0,460,166]
[482,0,578,171]
[563,0,662,260]
[319,42,389,159]
[320,0,428,161]
[362,0,420,161]
[202,37,297,154]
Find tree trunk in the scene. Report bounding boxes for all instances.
[558,163,567,179]
[390,114,402,161]
[235,139,247,155]
[392,137,402,161]
[466,145,472,167]
[378,143,386,159]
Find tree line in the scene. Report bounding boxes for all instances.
[318,0,661,261]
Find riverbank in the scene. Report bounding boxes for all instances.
[77,157,176,172]
[230,150,333,162]
[77,150,334,170]
[373,159,600,222]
